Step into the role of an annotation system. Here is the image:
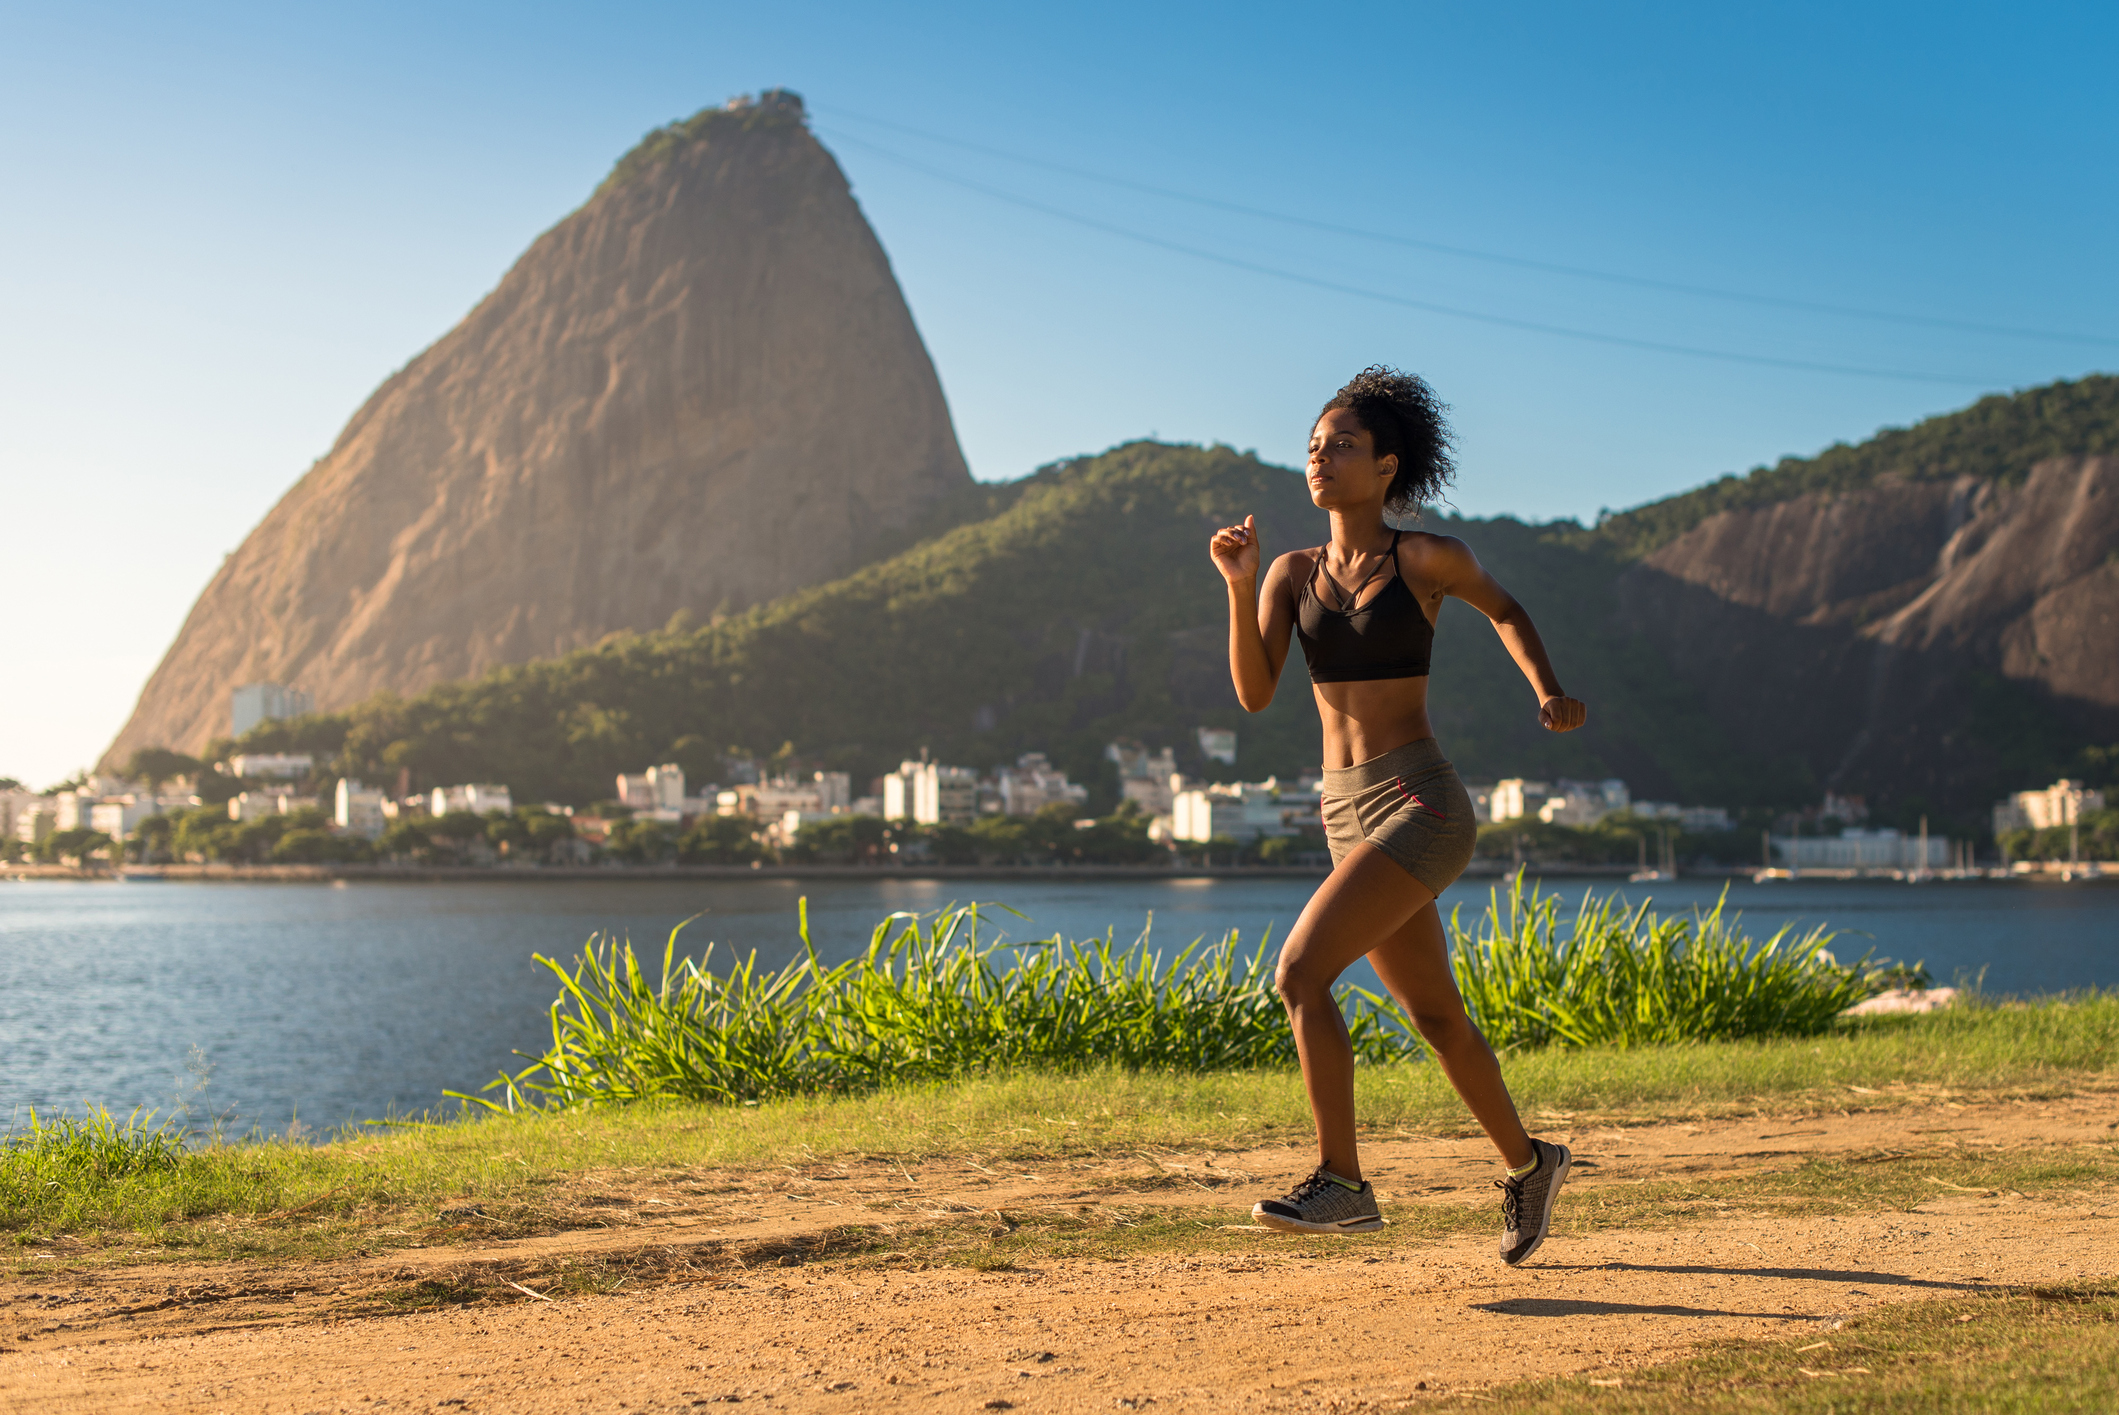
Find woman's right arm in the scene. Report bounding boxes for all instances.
[1210,514,1297,712]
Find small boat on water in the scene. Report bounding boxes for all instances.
[1629,832,1675,883]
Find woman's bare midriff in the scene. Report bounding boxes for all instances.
[1313,675,1434,769]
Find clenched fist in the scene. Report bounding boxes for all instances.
[1211,514,1259,584]
[1539,695,1588,733]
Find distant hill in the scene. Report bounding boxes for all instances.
[216,380,2119,835]
[219,441,1762,811]
[1607,376,2119,817]
[1584,374,2119,560]
[100,90,970,770]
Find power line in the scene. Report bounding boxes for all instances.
[822,130,2008,388]
[816,104,2117,350]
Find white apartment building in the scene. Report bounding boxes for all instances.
[879,761,979,826]
[429,783,513,816]
[1108,741,1179,816]
[714,773,840,822]
[0,789,41,842]
[1491,777,1630,827]
[1772,828,1950,870]
[335,779,389,839]
[230,683,313,739]
[613,764,720,820]
[1123,776,1174,817]
[1489,779,1548,824]
[915,763,978,826]
[228,753,314,780]
[90,799,160,841]
[1543,779,1630,826]
[1196,727,1238,765]
[13,799,57,845]
[53,790,95,830]
[1993,779,2106,837]
[881,767,914,821]
[228,790,317,822]
[994,754,1088,817]
[811,771,852,812]
[1172,779,1303,844]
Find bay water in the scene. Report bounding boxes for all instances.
[3,873,2113,1136]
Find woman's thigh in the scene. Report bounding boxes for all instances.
[1278,842,1437,989]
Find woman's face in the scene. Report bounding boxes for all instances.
[1306,409,1397,510]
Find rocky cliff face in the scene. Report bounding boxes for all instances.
[103,91,970,766]
[1618,455,2119,801]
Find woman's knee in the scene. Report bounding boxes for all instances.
[1274,952,1335,1006]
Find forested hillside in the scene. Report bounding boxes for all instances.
[219,442,1755,809]
[1584,374,2119,559]
[213,378,2119,831]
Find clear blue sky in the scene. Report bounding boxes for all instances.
[3,1,2114,787]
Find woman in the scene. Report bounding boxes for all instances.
[1209,366,1587,1265]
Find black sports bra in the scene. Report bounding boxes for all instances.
[1294,531,1434,683]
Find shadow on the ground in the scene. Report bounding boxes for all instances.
[1472,1297,1804,1319]
[1540,1262,1982,1291]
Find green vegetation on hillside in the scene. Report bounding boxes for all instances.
[595,90,808,198]
[181,377,2116,821]
[1585,373,2119,558]
[214,441,1763,808]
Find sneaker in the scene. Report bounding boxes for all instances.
[1252,1165,1385,1234]
[1498,1138,1572,1265]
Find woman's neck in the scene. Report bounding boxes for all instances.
[1326,506,1393,556]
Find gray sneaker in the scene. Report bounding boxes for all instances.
[1498,1138,1571,1265]
[1253,1165,1384,1234]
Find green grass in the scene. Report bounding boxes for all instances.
[463,888,1879,1113]
[1447,1285,2119,1413]
[2,993,2113,1264]
[1440,877,1869,1050]
[460,901,1411,1110]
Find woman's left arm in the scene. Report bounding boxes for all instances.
[1422,536,1587,733]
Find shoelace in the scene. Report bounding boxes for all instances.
[1284,1166,1340,1207]
[1496,1174,1524,1230]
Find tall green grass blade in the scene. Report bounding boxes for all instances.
[450,885,1881,1114]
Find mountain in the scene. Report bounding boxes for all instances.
[212,377,2119,834]
[209,441,1760,811]
[100,90,970,770]
[1604,376,2119,812]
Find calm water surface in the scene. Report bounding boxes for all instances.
[2,873,2113,1134]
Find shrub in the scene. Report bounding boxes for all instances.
[462,884,1886,1113]
[457,904,1408,1110]
[1439,874,1873,1050]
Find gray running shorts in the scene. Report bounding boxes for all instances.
[1319,737,1478,895]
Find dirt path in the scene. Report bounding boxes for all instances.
[5,1097,2115,1413]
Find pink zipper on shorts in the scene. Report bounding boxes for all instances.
[1391,778,1446,820]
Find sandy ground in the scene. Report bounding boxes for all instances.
[3,1095,2114,1413]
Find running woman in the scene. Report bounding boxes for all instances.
[1209,366,1586,1265]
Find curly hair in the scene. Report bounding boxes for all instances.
[1318,365,1456,515]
